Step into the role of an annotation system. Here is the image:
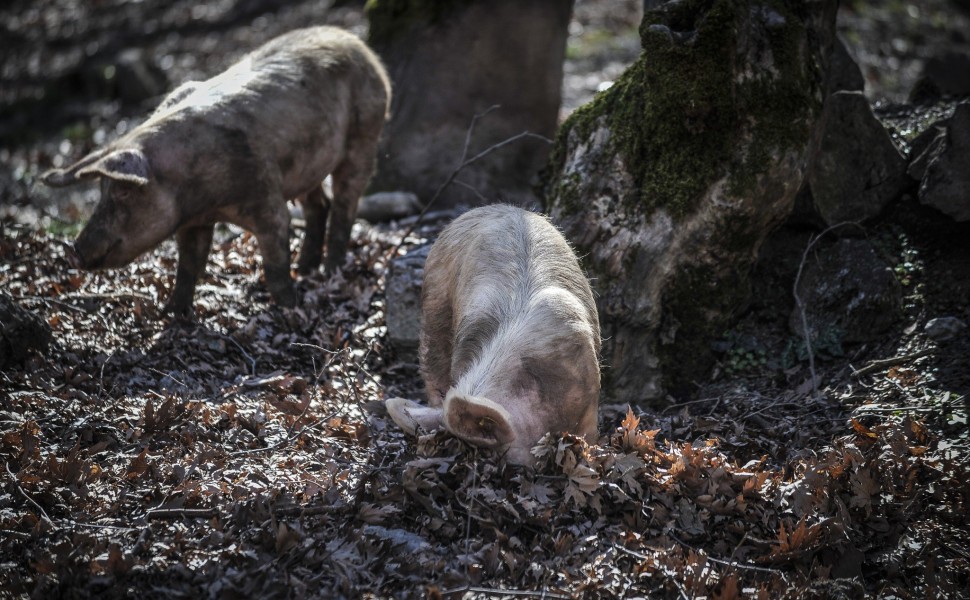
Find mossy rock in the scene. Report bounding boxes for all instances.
[544,0,837,405]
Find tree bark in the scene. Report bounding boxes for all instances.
[544,0,838,405]
[366,0,573,210]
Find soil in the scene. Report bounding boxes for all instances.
[1,1,969,598]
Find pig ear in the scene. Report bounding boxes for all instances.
[76,149,150,186]
[386,397,445,435]
[40,148,109,187]
[443,391,515,448]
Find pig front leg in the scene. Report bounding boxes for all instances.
[417,277,454,406]
[165,224,214,317]
[296,185,330,275]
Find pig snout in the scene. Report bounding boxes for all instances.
[70,231,122,270]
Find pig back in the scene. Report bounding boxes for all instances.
[420,204,600,438]
[147,26,390,199]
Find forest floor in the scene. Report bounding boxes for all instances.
[2,1,969,598]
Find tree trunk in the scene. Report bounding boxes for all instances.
[544,0,838,405]
[365,0,573,210]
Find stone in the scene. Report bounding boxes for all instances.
[912,102,970,222]
[790,238,902,345]
[826,35,865,95]
[357,191,422,223]
[806,91,909,225]
[385,243,431,359]
[909,52,970,104]
[924,316,967,342]
[0,292,52,370]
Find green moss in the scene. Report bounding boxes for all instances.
[547,0,820,220]
[365,0,472,47]
[545,1,830,400]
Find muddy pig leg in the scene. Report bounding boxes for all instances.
[296,184,331,275]
[252,199,297,308]
[165,224,214,317]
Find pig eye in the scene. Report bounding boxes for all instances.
[112,184,136,202]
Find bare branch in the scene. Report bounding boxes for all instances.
[792,222,864,398]
[851,347,934,377]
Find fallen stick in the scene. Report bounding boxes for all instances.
[851,348,933,378]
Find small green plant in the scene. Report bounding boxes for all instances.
[781,324,845,369]
[874,229,922,286]
[44,217,84,238]
[723,346,768,376]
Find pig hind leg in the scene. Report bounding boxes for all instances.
[296,185,331,275]
[165,224,214,317]
[324,133,380,274]
[252,200,297,308]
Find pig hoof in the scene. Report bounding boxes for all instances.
[296,264,317,277]
[296,257,321,276]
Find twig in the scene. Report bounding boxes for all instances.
[453,179,490,204]
[792,222,863,399]
[851,348,934,378]
[852,406,934,414]
[146,503,348,521]
[146,507,218,521]
[662,396,720,414]
[228,408,336,457]
[6,461,56,529]
[272,503,349,518]
[440,586,572,600]
[0,529,31,540]
[385,105,552,262]
[219,332,257,375]
[14,294,89,314]
[615,540,784,575]
[64,291,155,302]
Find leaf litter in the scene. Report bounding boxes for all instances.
[1,217,968,599]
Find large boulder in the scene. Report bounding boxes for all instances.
[908,102,970,222]
[544,0,838,404]
[804,91,909,225]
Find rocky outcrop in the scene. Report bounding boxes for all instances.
[908,102,970,222]
[543,0,838,404]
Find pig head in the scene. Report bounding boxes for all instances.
[386,204,601,466]
[43,147,175,271]
[42,26,391,315]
